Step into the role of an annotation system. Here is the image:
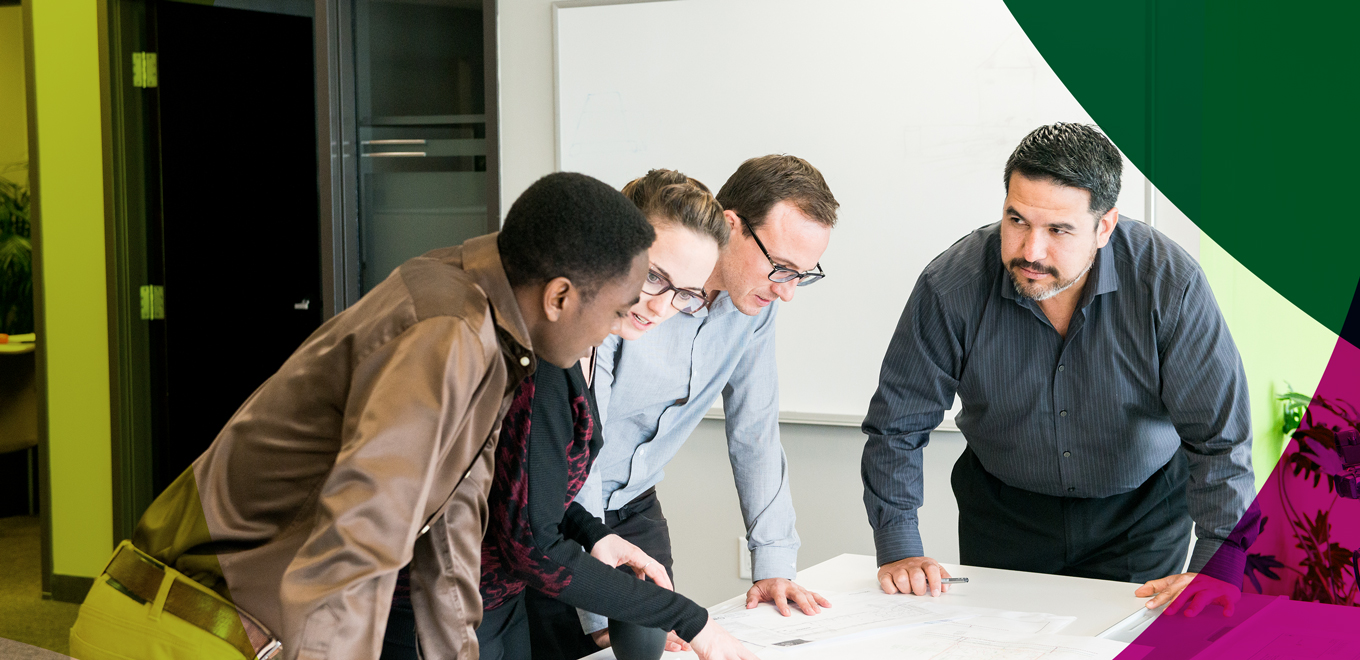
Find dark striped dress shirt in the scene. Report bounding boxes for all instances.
[862,219,1254,579]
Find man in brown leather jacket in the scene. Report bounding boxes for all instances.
[70,173,656,660]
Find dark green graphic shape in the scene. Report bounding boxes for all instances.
[1004,0,1360,334]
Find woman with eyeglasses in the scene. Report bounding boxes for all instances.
[613,172,724,340]
[379,170,753,660]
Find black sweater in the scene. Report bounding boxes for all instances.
[478,362,710,641]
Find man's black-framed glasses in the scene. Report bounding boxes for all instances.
[738,216,826,286]
[641,268,709,314]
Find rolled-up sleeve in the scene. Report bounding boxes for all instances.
[1158,270,1254,584]
[862,273,961,566]
[723,303,801,581]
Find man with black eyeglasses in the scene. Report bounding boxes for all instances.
[524,155,840,660]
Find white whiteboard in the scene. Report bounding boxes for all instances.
[554,0,1149,420]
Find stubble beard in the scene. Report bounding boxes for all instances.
[1009,242,1098,302]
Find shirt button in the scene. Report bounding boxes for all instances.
[420,524,431,535]
[1068,487,1076,492]
[1058,365,1065,372]
[519,356,530,367]
[1063,451,1071,458]
[1059,410,1068,417]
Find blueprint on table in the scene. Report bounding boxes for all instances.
[708,587,1077,651]
[762,621,1133,660]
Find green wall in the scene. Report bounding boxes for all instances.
[0,6,27,184]
[1200,232,1338,490]
[29,0,115,579]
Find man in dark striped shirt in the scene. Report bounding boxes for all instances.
[862,123,1254,616]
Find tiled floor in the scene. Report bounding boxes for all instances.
[0,516,79,656]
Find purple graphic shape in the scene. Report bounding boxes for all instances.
[1116,337,1360,659]
[1245,337,1360,604]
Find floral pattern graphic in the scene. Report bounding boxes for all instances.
[1242,379,1360,605]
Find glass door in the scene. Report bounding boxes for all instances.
[351,0,489,294]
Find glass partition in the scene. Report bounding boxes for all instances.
[351,0,487,293]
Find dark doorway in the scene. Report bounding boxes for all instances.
[149,1,322,493]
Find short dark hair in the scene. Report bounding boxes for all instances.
[716,155,839,236]
[1003,123,1123,217]
[621,169,729,248]
[498,172,655,298]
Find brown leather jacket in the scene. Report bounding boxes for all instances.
[133,233,535,660]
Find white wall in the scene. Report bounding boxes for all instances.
[497,0,560,218]
[656,420,966,607]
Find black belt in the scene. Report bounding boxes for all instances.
[608,487,659,524]
[627,486,658,505]
[103,542,282,660]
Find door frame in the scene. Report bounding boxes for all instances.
[315,0,355,317]
[19,0,60,601]
[101,0,157,564]
[93,0,502,601]
[97,0,333,578]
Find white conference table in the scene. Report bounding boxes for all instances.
[586,553,1149,659]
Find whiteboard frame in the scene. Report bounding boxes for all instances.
[702,407,961,433]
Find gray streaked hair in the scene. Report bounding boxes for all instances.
[1004,123,1123,219]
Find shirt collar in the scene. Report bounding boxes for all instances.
[1084,239,1120,300]
[1000,268,1021,301]
[688,290,743,320]
[460,232,535,359]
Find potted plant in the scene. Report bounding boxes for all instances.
[0,162,32,336]
[1242,387,1360,605]
[0,162,37,514]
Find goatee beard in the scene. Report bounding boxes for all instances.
[1008,256,1095,301]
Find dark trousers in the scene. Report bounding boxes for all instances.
[524,488,675,660]
[477,591,530,660]
[952,446,1191,583]
[379,603,418,660]
[379,591,529,660]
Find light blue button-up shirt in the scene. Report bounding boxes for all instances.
[574,291,800,632]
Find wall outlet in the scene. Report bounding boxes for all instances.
[737,536,752,580]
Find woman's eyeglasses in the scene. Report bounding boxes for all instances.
[641,269,709,314]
